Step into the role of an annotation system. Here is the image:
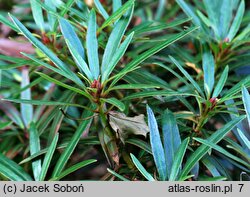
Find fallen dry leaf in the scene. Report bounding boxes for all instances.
[108,111,149,143]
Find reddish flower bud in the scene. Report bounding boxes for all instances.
[209,97,218,109]
[223,37,230,43]
[42,34,50,44]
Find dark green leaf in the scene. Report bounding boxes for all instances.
[52,108,94,177]
[107,168,129,181]
[212,66,229,98]
[180,115,245,179]
[2,98,89,109]
[125,138,152,154]
[51,159,97,181]
[194,137,250,167]
[29,122,42,181]
[0,153,33,181]
[39,133,59,181]
[169,138,189,181]
[227,0,245,41]
[36,72,91,99]
[101,98,125,111]
[110,26,199,87]
[98,0,135,31]
[130,153,155,181]
[170,55,204,97]
[109,84,161,91]
[9,15,82,85]
[123,90,197,100]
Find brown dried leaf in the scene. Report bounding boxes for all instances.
[185,62,202,74]
[108,111,149,143]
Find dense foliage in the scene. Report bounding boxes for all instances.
[0,0,249,181]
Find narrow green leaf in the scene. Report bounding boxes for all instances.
[101,4,134,74]
[220,76,250,102]
[180,115,245,179]
[162,109,181,179]
[98,0,135,31]
[102,32,134,82]
[39,133,59,181]
[22,53,84,88]
[125,138,152,154]
[170,55,204,97]
[199,176,227,181]
[0,153,33,181]
[112,0,122,12]
[30,0,45,31]
[94,0,109,19]
[110,26,199,87]
[2,98,89,109]
[0,121,12,129]
[202,0,220,39]
[107,168,129,181]
[59,18,85,61]
[237,129,250,150]
[52,0,75,31]
[45,0,56,31]
[0,100,24,129]
[196,10,212,27]
[21,67,33,128]
[133,18,192,35]
[169,138,190,181]
[155,0,166,20]
[0,14,19,32]
[65,40,93,81]
[51,159,97,181]
[202,156,221,177]
[0,60,36,70]
[110,84,161,91]
[234,24,250,42]
[193,137,250,168]
[9,15,82,85]
[227,0,245,41]
[123,90,197,100]
[36,72,91,99]
[130,153,155,181]
[29,122,42,181]
[52,108,94,177]
[47,92,75,145]
[202,44,215,97]
[147,105,167,180]
[242,86,250,127]
[212,66,229,98]
[176,0,201,26]
[19,137,99,164]
[87,10,100,79]
[155,62,192,89]
[101,98,125,111]
[225,136,250,161]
